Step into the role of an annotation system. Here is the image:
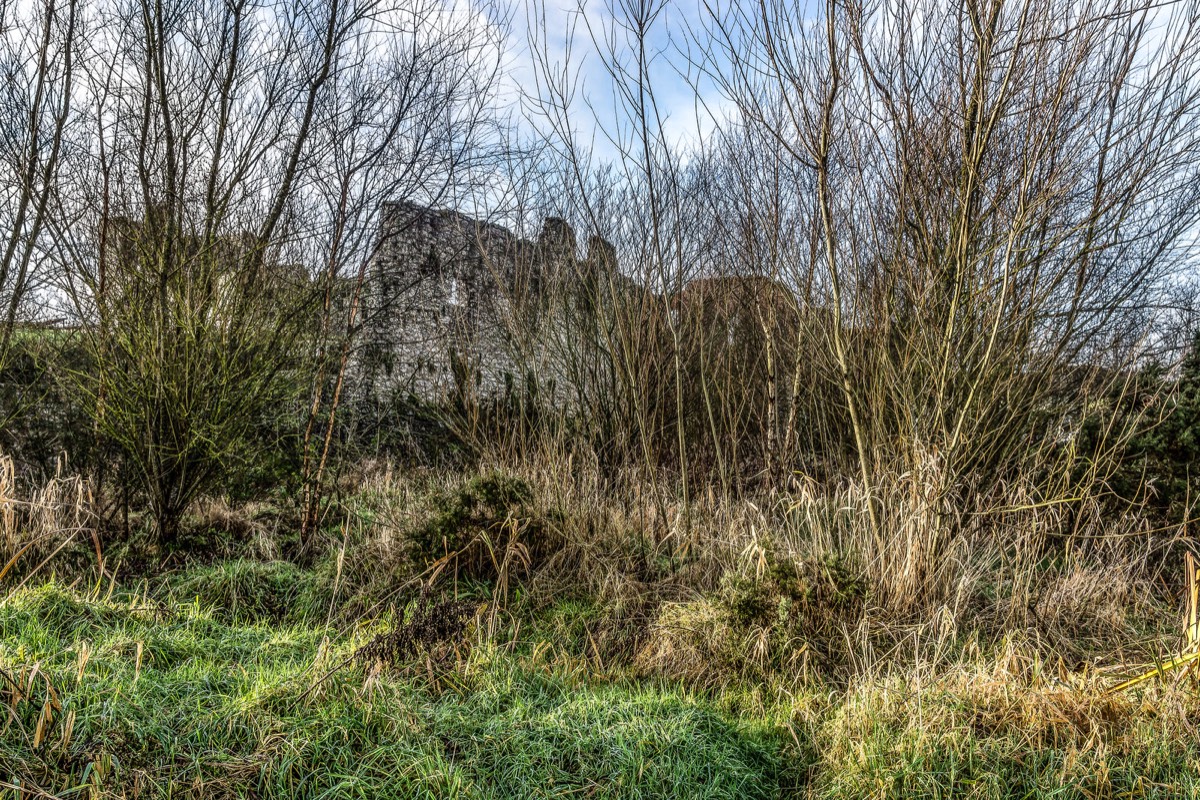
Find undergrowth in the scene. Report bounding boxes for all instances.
[4,582,1200,799]
[2,457,1199,798]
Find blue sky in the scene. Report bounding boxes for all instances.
[498,0,734,162]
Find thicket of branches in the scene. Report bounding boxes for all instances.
[1,0,509,541]
[512,0,1200,520]
[1,0,1199,549]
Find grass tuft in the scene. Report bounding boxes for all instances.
[168,558,309,623]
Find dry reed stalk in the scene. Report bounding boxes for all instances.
[0,453,95,600]
[1107,552,1200,694]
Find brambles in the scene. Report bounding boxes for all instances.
[355,592,479,672]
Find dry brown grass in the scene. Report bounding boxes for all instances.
[4,441,1199,797]
[821,639,1200,766]
[0,453,95,597]
[265,441,1190,695]
[633,598,737,688]
[1033,563,1161,650]
[796,632,1200,796]
[188,497,281,560]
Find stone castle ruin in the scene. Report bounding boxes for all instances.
[352,200,814,475]
[358,200,620,405]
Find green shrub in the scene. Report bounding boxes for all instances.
[411,473,533,554]
[721,553,865,665]
[638,553,866,689]
[409,473,562,581]
[1074,331,1200,524]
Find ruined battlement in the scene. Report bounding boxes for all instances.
[358,201,618,403]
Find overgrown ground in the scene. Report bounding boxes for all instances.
[3,457,1200,798]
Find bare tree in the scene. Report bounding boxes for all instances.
[0,0,81,365]
[292,0,510,540]
[33,0,509,544]
[523,0,717,523]
[512,0,1200,587]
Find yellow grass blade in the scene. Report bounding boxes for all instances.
[1107,649,1200,695]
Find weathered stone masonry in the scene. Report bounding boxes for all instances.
[359,200,617,404]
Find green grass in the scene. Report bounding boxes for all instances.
[167,558,311,623]
[0,584,786,799]
[3,573,1200,798]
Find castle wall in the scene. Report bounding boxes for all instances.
[359,201,587,405]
